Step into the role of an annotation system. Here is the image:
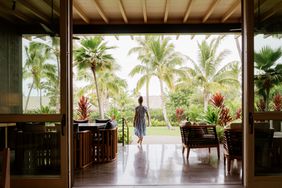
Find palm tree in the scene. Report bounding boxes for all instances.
[24,41,53,112]
[96,67,127,114]
[254,46,282,110]
[185,37,240,111]
[76,65,127,117]
[45,37,60,111]
[74,37,116,119]
[39,36,60,111]
[128,36,155,125]
[146,37,186,129]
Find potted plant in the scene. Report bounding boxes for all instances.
[76,96,91,123]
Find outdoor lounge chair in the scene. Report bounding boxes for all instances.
[223,128,242,173]
[180,124,220,160]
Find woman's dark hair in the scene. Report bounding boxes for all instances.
[138,96,143,104]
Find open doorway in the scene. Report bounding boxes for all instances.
[71,34,243,187]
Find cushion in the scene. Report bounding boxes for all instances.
[180,121,191,127]
[105,120,117,129]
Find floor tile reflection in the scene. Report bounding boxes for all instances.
[74,144,242,186]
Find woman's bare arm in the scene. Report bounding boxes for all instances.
[146,111,150,127]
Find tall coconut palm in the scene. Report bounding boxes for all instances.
[128,36,155,125]
[98,70,127,113]
[74,37,116,119]
[254,46,282,110]
[185,37,240,111]
[76,65,127,116]
[24,41,53,112]
[147,37,186,129]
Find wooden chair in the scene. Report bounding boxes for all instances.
[0,148,10,188]
[180,125,220,160]
[223,128,242,173]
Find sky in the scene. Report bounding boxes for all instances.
[100,34,242,96]
[23,34,281,97]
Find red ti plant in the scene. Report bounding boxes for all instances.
[210,92,224,108]
[273,93,282,111]
[210,92,233,126]
[176,108,185,123]
[257,98,266,112]
[235,108,242,120]
[219,106,232,126]
[77,96,91,120]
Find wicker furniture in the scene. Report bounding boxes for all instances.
[180,124,220,160]
[223,128,242,173]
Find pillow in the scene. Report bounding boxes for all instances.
[105,120,117,129]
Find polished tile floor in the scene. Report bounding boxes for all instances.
[74,144,242,187]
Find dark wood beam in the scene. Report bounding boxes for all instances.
[72,23,242,34]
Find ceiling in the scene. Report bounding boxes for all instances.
[0,0,281,33]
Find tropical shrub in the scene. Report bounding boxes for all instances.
[209,92,234,126]
[150,109,164,121]
[219,106,232,126]
[187,104,204,121]
[76,96,91,120]
[150,119,166,127]
[210,92,224,108]
[256,98,266,112]
[175,108,185,123]
[216,126,224,143]
[235,108,242,120]
[201,106,219,125]
[167,89,191,122]
[28,106,56,114]
[273,93,282,111]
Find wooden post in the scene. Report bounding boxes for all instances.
[1,148,10,188]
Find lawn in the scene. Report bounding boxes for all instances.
[129,126,180,136]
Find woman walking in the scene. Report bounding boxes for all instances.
[133,96,150,145]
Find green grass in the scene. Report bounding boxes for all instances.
[129,126,180,136]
